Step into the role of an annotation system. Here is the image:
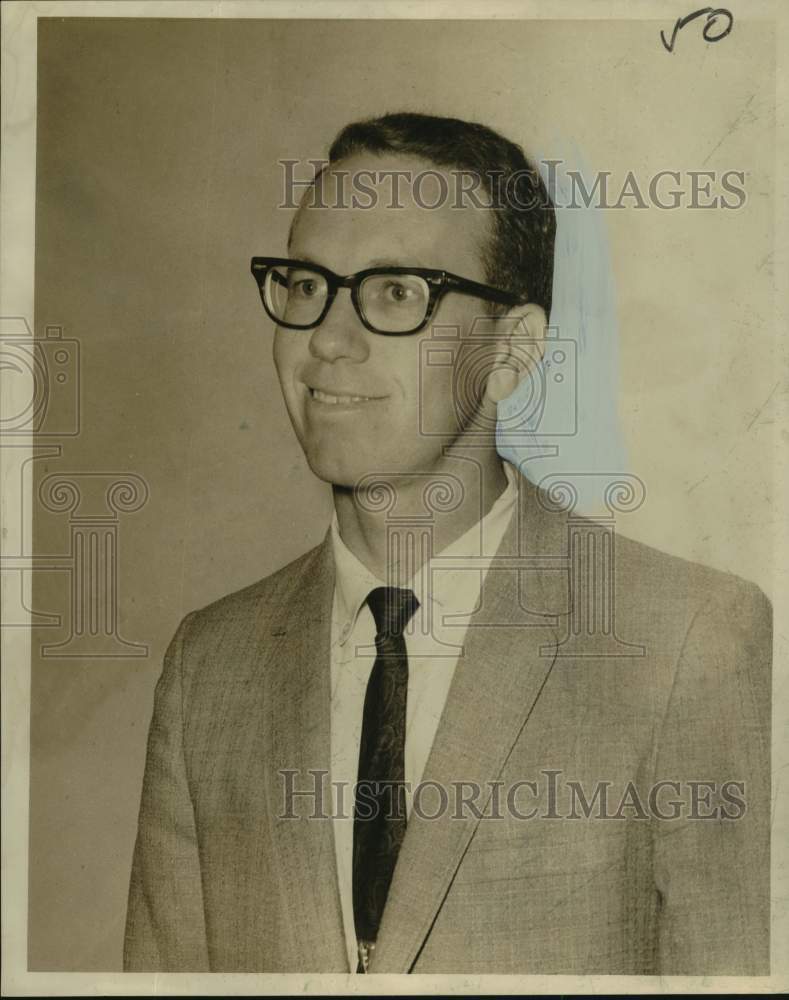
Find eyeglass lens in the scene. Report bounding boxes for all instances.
[263,264,431,333]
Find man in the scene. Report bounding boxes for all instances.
[124,113,771,975]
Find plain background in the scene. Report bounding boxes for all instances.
[28,16,776,970]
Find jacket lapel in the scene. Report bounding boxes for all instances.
[262,535,350,972]
[369,481,569,973]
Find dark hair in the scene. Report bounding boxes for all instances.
[326,111,556,318]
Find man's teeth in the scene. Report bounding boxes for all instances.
[311,388,375,404]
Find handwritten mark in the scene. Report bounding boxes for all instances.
[660,7,734,52]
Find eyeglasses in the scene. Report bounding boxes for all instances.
[250,256,522,336]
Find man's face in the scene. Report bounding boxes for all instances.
[273,153,499,488]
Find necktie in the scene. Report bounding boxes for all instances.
[353,585,419,973]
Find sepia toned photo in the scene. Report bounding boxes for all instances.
[2,2,787,995]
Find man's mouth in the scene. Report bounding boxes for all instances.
[309,387,384,405]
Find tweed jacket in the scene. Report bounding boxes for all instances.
[124,479,771,974]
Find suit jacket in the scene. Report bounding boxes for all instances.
[124,478,771,974]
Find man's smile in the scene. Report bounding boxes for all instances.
[310,388,384,405]
[304,380,389,409]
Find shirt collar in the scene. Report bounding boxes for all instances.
[330,462,519,645]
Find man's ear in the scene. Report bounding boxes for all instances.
[484,302,548,404]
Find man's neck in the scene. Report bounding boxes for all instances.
[332,448,509,585]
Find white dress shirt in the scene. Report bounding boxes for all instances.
[328,462,519,969]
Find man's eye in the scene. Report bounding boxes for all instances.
[291,278,319,297]
[382,281,414,303]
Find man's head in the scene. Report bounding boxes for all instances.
[268,112,556,488]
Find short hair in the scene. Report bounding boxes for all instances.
[326,111,556,318]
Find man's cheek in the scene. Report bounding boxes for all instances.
[416,373,459,437]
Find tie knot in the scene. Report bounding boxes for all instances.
[366,586,419,639]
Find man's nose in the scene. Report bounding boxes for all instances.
[308,289,369,363]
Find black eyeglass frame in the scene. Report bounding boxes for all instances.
[250,256,523,336]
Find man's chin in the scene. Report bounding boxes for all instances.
[303,452,461,497]
[302,449,373,490]
[302,444,435,491]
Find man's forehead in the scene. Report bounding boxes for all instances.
[288,152,491,276]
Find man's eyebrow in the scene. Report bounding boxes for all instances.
[364,256,430,269]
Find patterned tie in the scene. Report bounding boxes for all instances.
[352,586,419,973]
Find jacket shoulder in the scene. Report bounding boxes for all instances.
[526,477,770,627]
[611,528,772,631]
